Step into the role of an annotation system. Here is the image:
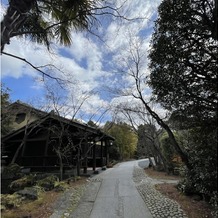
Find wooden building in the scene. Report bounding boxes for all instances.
[1,102,114,176]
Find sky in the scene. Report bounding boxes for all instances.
[0,0,163,125]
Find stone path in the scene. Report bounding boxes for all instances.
[133,166,188,218]
[50,160,188,218]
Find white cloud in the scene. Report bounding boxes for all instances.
[1,0,162,123]
[104,0,161,52]
[110,95,167,127]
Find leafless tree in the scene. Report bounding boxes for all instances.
[1,0,145,83]
[113,102,170,172]
[110,34,191,169]
[41,82,110,178]
[7,105,49,164]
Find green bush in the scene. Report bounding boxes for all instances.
[177,175,197,195]
[16,186,44,200]
[54,181,69,192]
[159,131,180,172]
[210,191,218,217]
[178,127,217,205]
[36,175,59,191]
[108,146,120,160]
[9,174,36,192]
[1,193,22,209]
[2,163,22,179]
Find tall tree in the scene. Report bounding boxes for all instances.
[148,0,217,201]
[112,102,169,171]
[112,34,190,168]
[1,84,12,136]
[106,122,137,160]
[1,0,128,52]
[148,0,217,125]
[1,0,97,51]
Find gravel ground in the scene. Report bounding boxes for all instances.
[50,182,88,218]
[133,166,188,218]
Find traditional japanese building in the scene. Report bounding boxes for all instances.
[1,101,114,176]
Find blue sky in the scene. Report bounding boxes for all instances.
[1,0,163,124]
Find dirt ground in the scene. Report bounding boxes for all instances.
[1,169,215,218]
[145,168,215,218]
[1,177,88,218]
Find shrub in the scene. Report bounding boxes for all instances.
[1,193,22,209]
[2,163,22,179]
[16,186,44,200]
[54,181,68,192]
[9,174,36,192]
[159,131,181,173]
[177,176,197,195]
[210,191,218,217]
[36,175,59,191]
[178,127,217,204]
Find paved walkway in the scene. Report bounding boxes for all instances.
[77,161,153,218]
[50,159,187,218]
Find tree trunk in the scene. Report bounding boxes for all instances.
[60,159,63,181]
[56,151,63,180]
[144,133,170,173]
[138,95,190,169]
[11,129,28,164]
[151,139,170,173]
[148,156,154,168]
[151,152,158,168]
[153,144,169,173]
[11,141,25,164]
[1,0,34,52]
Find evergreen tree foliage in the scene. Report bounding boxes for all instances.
[137,125,151,158]
[159,131,178,169]
[149,0,217,125]
[149,0,217,203]
[105,122,137,160]
[1,0,103,51]
[1,84,13,136]
[177,127,217,202]
[87,120,98,128]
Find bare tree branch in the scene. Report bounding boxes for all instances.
[2,51,69,85]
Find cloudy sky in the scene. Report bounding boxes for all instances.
[1,0,163,124]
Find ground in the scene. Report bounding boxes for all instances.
[1,169,215,218]
[1,177,88,218]
[145,168,214,218]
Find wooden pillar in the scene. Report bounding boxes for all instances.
[83,142,88,174]
[43,119,52,168]
[93,142,96,171]
[43,129,50,167]
[100,140,103,167]
[83,158,87,174]
[105,140,109,167]
[77,149,80,176]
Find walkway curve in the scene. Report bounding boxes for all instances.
[50,159,188,218]
[70,160,152,218]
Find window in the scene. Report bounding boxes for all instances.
[15,113,26,124]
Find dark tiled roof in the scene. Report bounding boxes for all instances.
[2,102,114,141]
